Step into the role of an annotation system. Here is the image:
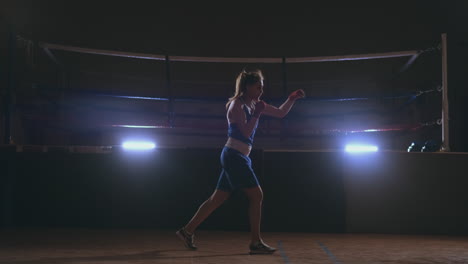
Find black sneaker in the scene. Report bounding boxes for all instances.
[176,227,197,250]
[249,241,276,254]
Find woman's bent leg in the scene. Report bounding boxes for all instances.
[184,189,231,233]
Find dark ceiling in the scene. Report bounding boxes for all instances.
[1,1,459,57]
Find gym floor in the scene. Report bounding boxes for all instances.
[1,228,467,264]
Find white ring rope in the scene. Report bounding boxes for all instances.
[40,42,420,63]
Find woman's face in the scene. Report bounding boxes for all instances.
[246,80,264,102]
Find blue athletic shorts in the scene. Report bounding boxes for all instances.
[216,147,260,192]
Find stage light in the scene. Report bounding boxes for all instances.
[407,141,423,152]
[345,144,378,153]
[122,141,156,151]
[421,140,440,152]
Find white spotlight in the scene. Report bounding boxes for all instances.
[345,144,378,153]
[122,141,156,151]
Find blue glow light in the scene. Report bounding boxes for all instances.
[345,144,378,153]
[112,125,167,129]
[122,141,156,150]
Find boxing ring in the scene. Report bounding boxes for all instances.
[2,32,448,152]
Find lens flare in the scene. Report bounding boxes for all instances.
[122,141,156,150]
[345,144,378,153]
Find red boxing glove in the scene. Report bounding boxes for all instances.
[252,101,266,118]
[288,89,306,101]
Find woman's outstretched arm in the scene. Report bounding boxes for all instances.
[262,89,305,118]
